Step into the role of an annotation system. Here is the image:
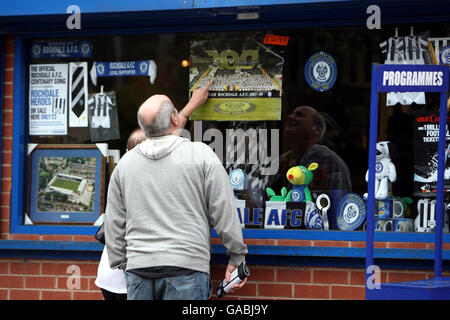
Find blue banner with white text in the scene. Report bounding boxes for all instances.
[31,41,93,59]
[376,64,449,93]
[90,60,157,85]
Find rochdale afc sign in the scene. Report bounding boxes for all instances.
[305,51,337,92]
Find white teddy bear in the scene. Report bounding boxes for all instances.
[364,141,397,199]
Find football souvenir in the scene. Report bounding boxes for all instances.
[90,60,157,86]
[379,30,430,106]
[393,197,413,218]
[69,62,88,127]
[304,51,337,92]
[393,218,413,232]
[88,90,120,142]
[376,198,393,219]
[304,201,323,230]
[376,219,393,232]
[286,163,318,202]
[229,169,248,191]
[266,187,288,202]
[440,45,450,64]
[316,193,330,230]
[364,141,396,200]
[415,199,437,232]
[337,193,366,231]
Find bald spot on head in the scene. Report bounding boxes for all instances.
[138,94,171,126]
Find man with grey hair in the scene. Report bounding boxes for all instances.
[268,105,351,195]
[105,80,248,300]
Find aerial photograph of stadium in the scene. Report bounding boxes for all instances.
[36,156,97,212]
[189,38,284,120]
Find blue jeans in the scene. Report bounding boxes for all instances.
[125,271,212,300]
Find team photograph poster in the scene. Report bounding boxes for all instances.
[413,111,450,195]
[189,39,284,121]
[29,64,68,135]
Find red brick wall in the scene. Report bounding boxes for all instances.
[0,259,103,300]
[0,258,448,300]
[0,35,448,300]
[1,35,14,241]
[211,265,450,300]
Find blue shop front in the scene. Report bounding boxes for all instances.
[0,0,450,300]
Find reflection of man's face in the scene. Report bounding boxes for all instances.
[284,106,316,140]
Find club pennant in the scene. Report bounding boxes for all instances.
[89,60,157,86]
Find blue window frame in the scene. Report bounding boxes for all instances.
[6,4,450,250]
[11,34,101,235]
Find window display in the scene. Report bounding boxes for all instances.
[18,24,450,238]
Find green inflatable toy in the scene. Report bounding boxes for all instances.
[285,163,318,202]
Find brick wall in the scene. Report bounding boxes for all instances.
[1,35,13,241]
[0,35,448,300]
[0,259,103,300]
[211,265,450,300]
[0,258,448,300]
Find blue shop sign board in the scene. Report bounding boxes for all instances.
[31,41,93,59]
[376,64,449,93]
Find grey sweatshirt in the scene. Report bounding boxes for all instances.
[105,134,247,274]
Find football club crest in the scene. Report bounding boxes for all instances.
[213,101,257,116]
[229,169,247,190]
[291,190,303,202]
[139,61,148,73]
[96,63,105,75]
[440,45,450,65]
[375,162,383,174]
[337,193,366,230]
[304,51,337,92]
[32,44,41,57]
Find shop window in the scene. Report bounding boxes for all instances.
[10,25,450,242]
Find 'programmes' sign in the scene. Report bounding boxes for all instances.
[376,65,449,93]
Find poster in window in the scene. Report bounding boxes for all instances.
[189,39,284,121]
[27,144,106,224]
[413,112,450,195]
[29,64,68,135]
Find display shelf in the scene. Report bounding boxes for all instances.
[0,240,449,262]
[365,63,450,300]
